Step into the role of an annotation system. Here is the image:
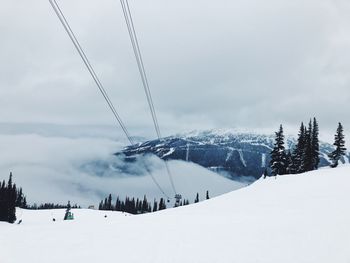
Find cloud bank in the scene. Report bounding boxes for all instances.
[0,127,244,207]
[0,0,349,139]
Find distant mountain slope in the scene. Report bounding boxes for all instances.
[118,129,349,179]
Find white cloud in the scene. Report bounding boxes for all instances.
[0,129,244,207]
[0,0,349,138]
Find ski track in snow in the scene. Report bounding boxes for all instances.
[261,153,266,167]
[238,149,247,167]
[225,148,234,162]
[186,144,190,161]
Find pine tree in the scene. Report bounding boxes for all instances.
[107,194,112,210]
[0,180,6,221]
[270,125,287,176]
[302,120,314,172]
[158,198,166,210]
[311,117,320,169]
[291,122,306,173]
[285,150,293,174]
[328,122,347,168]
[142,195,148,213]
[152,199,158,212]
[8,182,17,223]
[4,173,17,223]
[194,193,199,203]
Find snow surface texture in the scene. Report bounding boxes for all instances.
[1,166,349,263]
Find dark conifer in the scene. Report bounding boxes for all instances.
[292,122,306,173]
[194,193,199,203]
[158,198,166,210]
[270,125,287,176]
[285,150,293,174]
[328,122,347,168]
[153,199,158,212]
[311,117,320,169]
[302,120,314,172]
[107,194,112,210]
[142,195,148,213]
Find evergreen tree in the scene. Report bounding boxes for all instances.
[8,182,17,223]
[142,195,148,213]
[103,198,108,210]
[0,180,6,221]
[285,150,293,174]
[302,120,314,172]
[328,122,347,168]
[311,117,320,169]
[158,198,166,210]
[270,125,287,176]
[152,199,158,212]
[194,193,199,203]
[291,122,306,173]
[107,194,112,210]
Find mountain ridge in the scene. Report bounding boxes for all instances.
[118,129,350,179]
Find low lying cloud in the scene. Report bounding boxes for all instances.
[0,126,244,207]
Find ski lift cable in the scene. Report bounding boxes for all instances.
[123,0,177,195]
[122,0,161,139]
[142,160,171,200]
[49,0,134,145]
[120,0,177,195]
[49,0,171,199]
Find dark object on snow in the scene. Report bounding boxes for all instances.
[63,201,74,220]
[52,218,56,222]
[104,214,107,218]
[17,219,22,224]
[174,194,182,207]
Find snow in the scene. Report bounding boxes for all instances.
[225,147,234,162]
[186,143,190,161]
[1,166,350,263]
[161,147,175,158]
[238,149,247,167]
[261,153,266,167]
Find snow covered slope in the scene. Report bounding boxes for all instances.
[1,166,349,263]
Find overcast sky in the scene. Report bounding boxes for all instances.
[1,0,350,140]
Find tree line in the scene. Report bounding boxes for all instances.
[0,172,27,223]
[27,202,80,210]
[0,172,81,223]
[269,118,347,177]
[99,191,210,214]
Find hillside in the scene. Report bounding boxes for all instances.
[119,129,349,179]
[1,166,349,263]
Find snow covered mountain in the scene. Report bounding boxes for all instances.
[118,129,349,179]
[1,166,349,263]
